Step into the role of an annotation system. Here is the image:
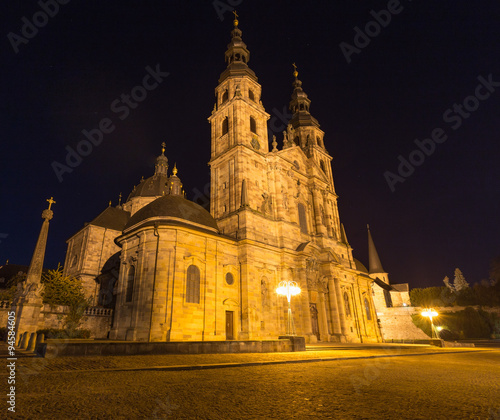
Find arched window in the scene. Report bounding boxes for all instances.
[364,297,372,320]
[298,203,308,234]
[125,265,135,303]
[71,255,78,268]
[343,292,351,317]
[317,136,323,148]
[294,136,300,146]
[221,90,228,103]
[320,160,326,173]
[248,90,255,101]
[250,116,257,134]
[186,265,200,304]
[222,117,229,135]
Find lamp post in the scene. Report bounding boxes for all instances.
[276,280,301,336]
[421,308,438,338]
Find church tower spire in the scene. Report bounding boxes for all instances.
[154,142,169,176]
[367,224,386,274]
[218,12,257,84]
[289,64,319,129]
[208,15,270,236]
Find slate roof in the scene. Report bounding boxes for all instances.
[124,195,219,232]
[90,206,131,231]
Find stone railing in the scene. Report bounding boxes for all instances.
[84,307,113,316]
[0,300,11,309]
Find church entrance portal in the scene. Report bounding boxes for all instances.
[225,311,234,340]
[310,303,320,340]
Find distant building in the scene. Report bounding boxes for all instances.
[63,18,408,343]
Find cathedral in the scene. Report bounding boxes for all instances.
[62,17,408,343]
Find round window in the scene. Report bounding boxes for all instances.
[225,272,234,285]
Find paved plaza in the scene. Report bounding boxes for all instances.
[3,343,500,419]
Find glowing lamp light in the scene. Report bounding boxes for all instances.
[276,281,301,301]
[276,280,301,336]
[421,308,439,338]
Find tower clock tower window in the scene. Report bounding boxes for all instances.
[249,89,255,101]
[298,203,308,234]
[250,116,257,134]
[222,117,229,135]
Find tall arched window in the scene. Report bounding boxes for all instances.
[364,297,372,320]
[222,117,229,135]
[320,160,326,173]
[248,90,255,101]
[186,265,200,304]
[125,265,135,303]
[250,116,257,134]
[343,292,351,317]
[298,203,308,234]
[221,90,228,103]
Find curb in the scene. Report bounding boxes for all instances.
[11,348,486,375]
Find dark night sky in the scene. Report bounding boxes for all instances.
[1,1,499,289]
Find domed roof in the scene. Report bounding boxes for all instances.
[127,173,169,200]
[354,258,369,274]
[127,142,170,200]
[124,195,219,232]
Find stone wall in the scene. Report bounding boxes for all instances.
[376,306,429,340]
[1,301,112,339]
[377,305,500,341]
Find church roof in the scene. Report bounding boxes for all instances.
[353,258,369,273]
[90,206,131,231]
[127,143,170,200]
[368,225,386,274]
[123,195,219,232]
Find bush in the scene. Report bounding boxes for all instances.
[36,328,91,339]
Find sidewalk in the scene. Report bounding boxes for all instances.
[0,342,484,375]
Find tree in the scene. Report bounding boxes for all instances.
[443,276,454,292]
[453,268,469,292]
[41,264,92,333]
[490,256,500,286]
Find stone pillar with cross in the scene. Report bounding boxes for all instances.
[12,198,56,345]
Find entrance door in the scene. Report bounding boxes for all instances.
[310,303,320,340]
[225,311,234,340]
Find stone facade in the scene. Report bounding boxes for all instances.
[61,19,417,344]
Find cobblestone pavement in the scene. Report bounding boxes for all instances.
[3,345,500,419]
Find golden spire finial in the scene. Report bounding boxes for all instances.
[172,163,178,176]
[233,10,239,27]
[109,200,112,207]
[161,142,166,154]
[292,63,298,78]
[46,197,56,210]
[118,192,122,206]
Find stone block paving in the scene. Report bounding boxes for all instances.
[2,345,499,420]
[5,342,479,374]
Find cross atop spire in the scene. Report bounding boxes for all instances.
[292,63,298,78]
[46,197,56,210]
[233,10,239,26]
[161,142,166,154]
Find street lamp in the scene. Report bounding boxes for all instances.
[276,280,301,336]
[421,308,439,338]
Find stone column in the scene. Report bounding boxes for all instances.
[334,277,348,339]
[328,278,342,336]
[13,198,56,340]
[322,191,334,238]
[317,290,330,341]
[311,187,327,236]
[299,269,313,338]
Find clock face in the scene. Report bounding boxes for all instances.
[251,136,261,150]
